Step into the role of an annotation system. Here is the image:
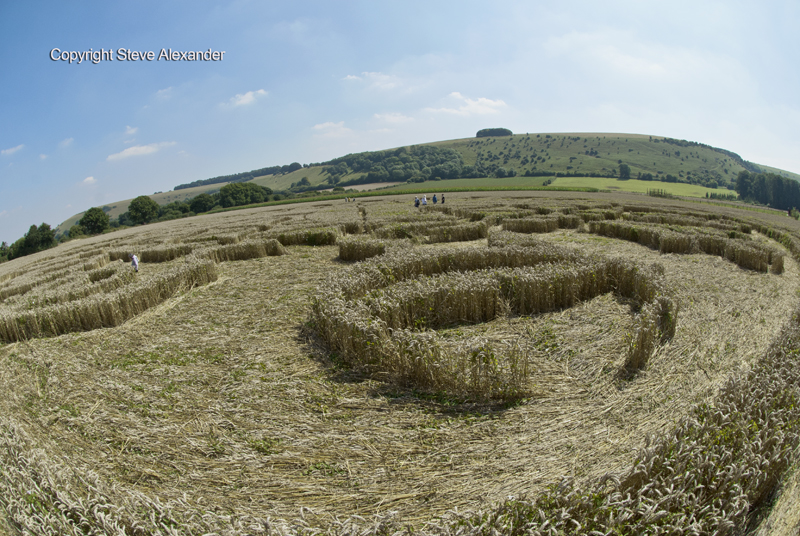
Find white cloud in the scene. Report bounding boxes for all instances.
[365,72,400,90]
[374,112,414,124]
[39,154,47,160]
[228,89,268,106]
[125,125,138,135]
[59,138,74,148]
[156,87,173,99]
[312,121,353,138]
[343,71,404,91]
[82,176,97,185]
[1,144,24,156]
[106,141,176,161]
[426,92,506,116]
[0,210,7,218]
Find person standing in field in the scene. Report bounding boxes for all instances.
[422,195,427,206]
[414,196,420,208]
[441,194,445,204]
[432,194,438,204]
[129,253,139,273]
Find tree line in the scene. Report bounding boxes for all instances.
[174,163,301,191]
[0,182,281,263]
[65,183,275,242]
[0,224,57,263]
[735,171,800,211]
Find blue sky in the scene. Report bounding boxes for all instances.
[1,1,799,242]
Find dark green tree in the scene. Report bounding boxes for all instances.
[735,171,753,200]
[618,164,631,180]
[68,224,87,238]
[79,207,110,234]
[128,196,160,225]
[8,223,57,259]
[190,193,216,213]
[219,183,273,207]
[476,128,513,138]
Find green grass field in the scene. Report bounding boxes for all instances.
[250,166,329,191]
[382,175,550,191]
[550,176,733,198]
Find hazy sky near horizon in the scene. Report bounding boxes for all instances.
[1,0,798,242]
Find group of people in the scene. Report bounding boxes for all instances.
[414,194,444,208]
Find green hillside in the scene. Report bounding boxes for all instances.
[245,132,761,194]
[57,132,794,232]
[57,183,229,233]
[756,164,800,182]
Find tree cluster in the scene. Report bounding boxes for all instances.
[118,196,189,226]
[735,171,800,211]
[318,146,468,186]
[219,183,273,207]
[476,128,513,138]
[113,184,276,229]
[1,223,57,262]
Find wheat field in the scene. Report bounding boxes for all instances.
[1,191,800,534]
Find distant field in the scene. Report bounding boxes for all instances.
[250,166,328,191]
[383,175,550,191]
[550,176,733,198]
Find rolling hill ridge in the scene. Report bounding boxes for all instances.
[58,132,800,232]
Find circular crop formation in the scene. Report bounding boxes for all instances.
[0,238,288,343]
[1,193,800,534]
[313,233,677,400]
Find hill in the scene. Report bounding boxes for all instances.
[57,132,795,232]
[57,182,231,234]
[244,132,766,193]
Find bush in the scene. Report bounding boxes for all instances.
[190,193,216,213]
[68,225,87,238]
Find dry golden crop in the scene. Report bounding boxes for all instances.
[0,190,799,534]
